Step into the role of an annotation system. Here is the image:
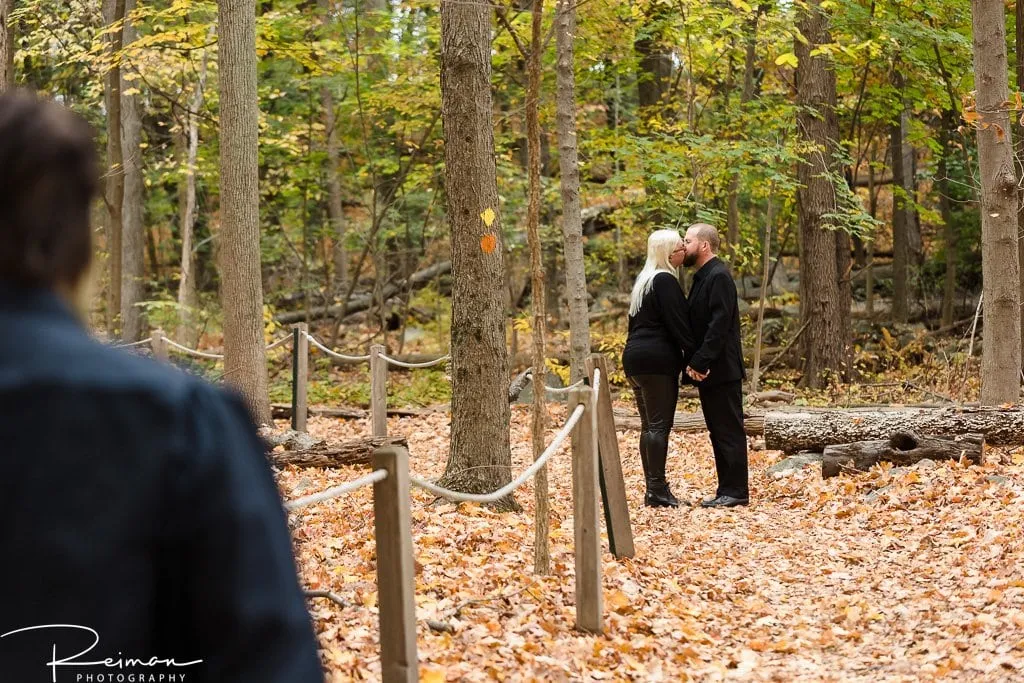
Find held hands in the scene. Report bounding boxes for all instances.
[686,366,709,382]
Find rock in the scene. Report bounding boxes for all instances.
[865,485,891,503]
[516,373,570,404]
[913,458,938,470]
[767,453,823,478]
[292,476,314,495]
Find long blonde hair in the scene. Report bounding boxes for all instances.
[629,229,682,317]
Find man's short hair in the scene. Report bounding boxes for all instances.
[0,90,98,288]
[689,223,721,253]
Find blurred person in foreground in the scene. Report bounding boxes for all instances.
[0,90,324,682]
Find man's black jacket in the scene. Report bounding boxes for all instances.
[682,257,746,387]
[0,283,323,682]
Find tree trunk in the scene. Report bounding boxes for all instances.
[820,432,984,478]
[634,3,670,115]
[764,405,1024,453]
[526,0,549,575]
[1017,0,1024,376]
[0,0,14,90]
[554,0,590,384]
[102,0,126,337]
[217,0,271,424]
[939,116,957,328]
[889,96,910,324]
[437,0,516,509]
[177,45,209,348]
[119,0,145,342]
[725,9,761,250]
[794,0,849,387]
[319,0,347,292]
[972,0,1022,404]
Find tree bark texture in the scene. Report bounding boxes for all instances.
[634,3,671,115]
[972,0,1022,404]
[794,0,850,387]
[939,116,957,328]
[437,1,515,509]
[217,0,271,424]
[726,10,761,249]
[119,0,145,342]
[555,0,591,385]
[102,0,126,337]
[0,0,14,90]
[1017,0,1024,375]
[527,0,549,575]
[889,95,910,323]
[820,432,984,478]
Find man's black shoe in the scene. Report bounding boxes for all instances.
[700,495,749,508]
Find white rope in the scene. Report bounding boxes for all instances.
[164,338,225,360]
[265,335,292,351]
[379,353,450,369]
[303,331,372,362]
[113,337,152,348]
[285,469,389,511]
[409,403,586,503]
[544,379,585,395]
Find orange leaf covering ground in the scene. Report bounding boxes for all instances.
[276,403,1024,681]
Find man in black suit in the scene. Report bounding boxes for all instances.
[680,223,749,507]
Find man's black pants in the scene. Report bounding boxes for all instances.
[697,379,749,498]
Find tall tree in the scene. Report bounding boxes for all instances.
[177,39,211,347]
[119,0,145,342]
[888,64,921,324]
[555,0,590,383]
[795,0,850,387]
[217,0,271,423]
[319,0,346,294]
[525,0,549,575]
[436,0,515,508]
[725,8,763,250]
[1017,0,1024,373]
[102,0,126,337]
[1,0,14,90]
[971,0,1021,404]
[634,1,671,116]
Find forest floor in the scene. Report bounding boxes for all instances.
[276,399,1024,682]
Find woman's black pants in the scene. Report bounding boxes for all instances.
[627,373,679,488]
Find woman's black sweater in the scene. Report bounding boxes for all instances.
[622,271,695,377]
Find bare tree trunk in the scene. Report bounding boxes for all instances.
[972,0,1022,404]
[939,116,957,328]
[177,44,209,347]
[634,3,670,116]
[1017,0,1024,374]
[725,9,761,250]
[217,0,271,424]
[555,0,590,384]
[119,0,145,342]
[889,71,916,324]
[0,0,15,90]
[319,0,347,292]
[526,0,549,575]
[437,0,515,509]
[103,0,126,337]
[795,0,850,388]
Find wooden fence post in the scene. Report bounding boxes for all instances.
[151,329,168,362]
[372,446,419,683]
[585,354,635,559]
[370,344,388,437]
[292,322,309,433]
[569,385,603,634]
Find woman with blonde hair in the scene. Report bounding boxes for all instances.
[621,229,695,507]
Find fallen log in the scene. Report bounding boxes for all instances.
[821,432,984,478]
[269,435,409,468]
[270,404,430,420]
[274,261,451,324]
[613,407,765,435]
[765,406,1024,454]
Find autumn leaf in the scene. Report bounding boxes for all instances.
[775,52,799,68]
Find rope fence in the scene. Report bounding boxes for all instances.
[285,468,389,511]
